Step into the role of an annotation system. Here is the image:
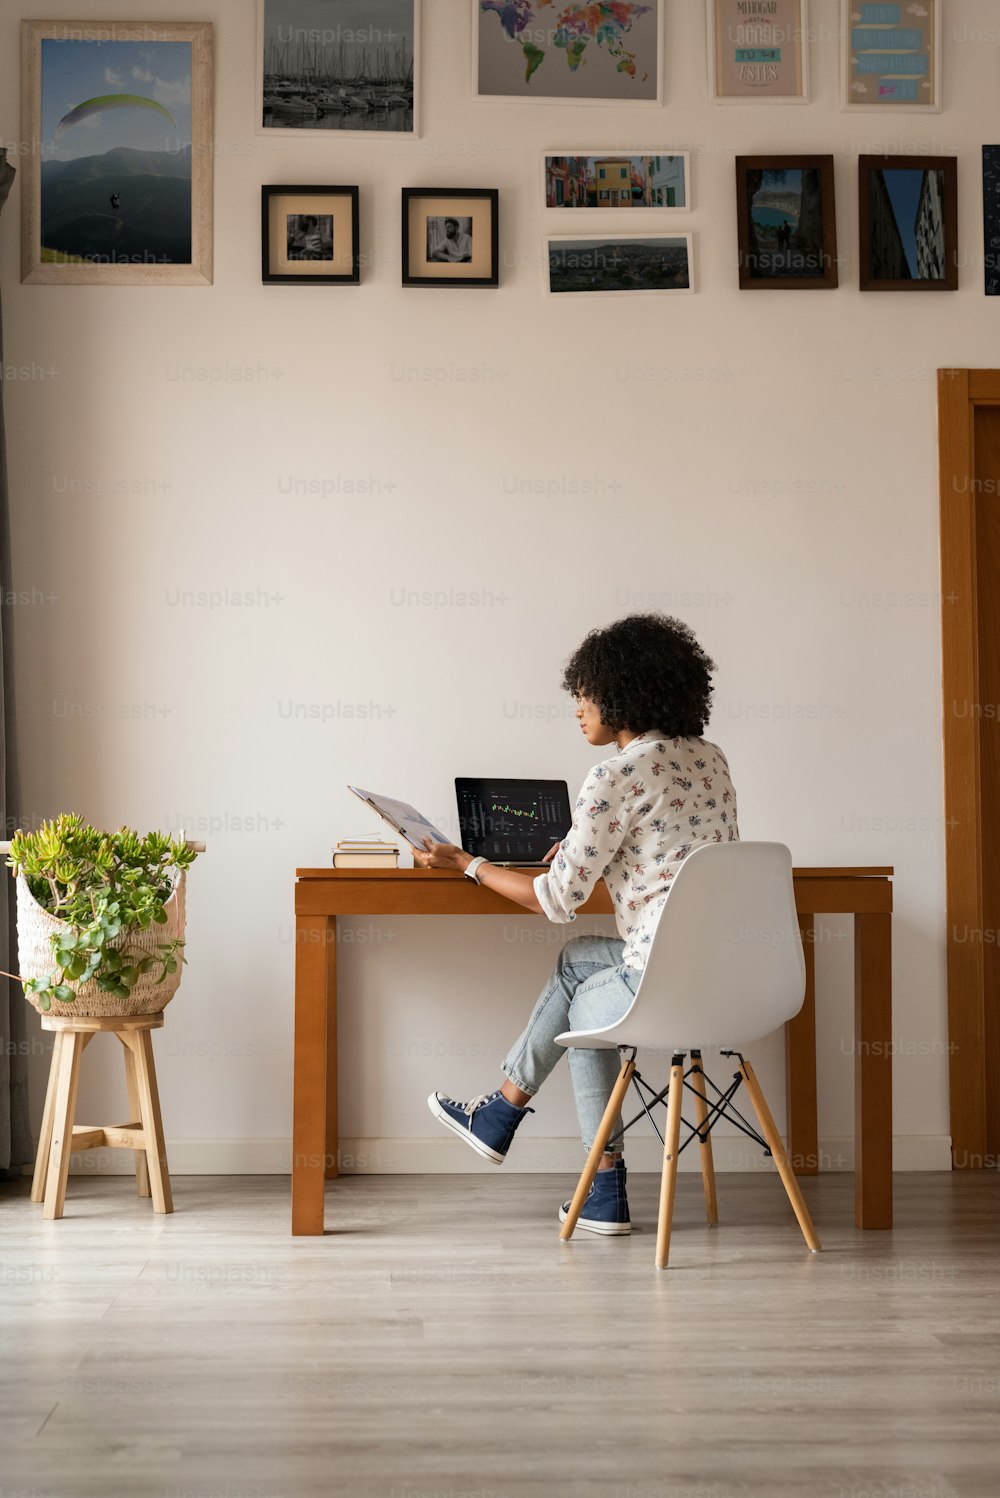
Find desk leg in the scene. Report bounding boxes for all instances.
[325,919,338,1181]
[786,916,819,1176]
[292,913,331,1235]
[855,911,893,1230]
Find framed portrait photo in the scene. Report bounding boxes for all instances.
[402,188,498,287]
[545,232,694,296]
[261,185,360,285]
[708,0,808,104]
[474,0,663,106]
[257,0,419,137]
[20,19,213,285]
[842,0,941,113]
[858,156,957,291]
[735,155,838,290]
[542,152,690,212]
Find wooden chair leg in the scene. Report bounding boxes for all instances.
[43,1032,86,1220]
[31,1029,66,1203]
[126,1028,173,1214]
[739,1058,821,1253]
[121,1036,151,1198]
[655,1055,687,1270]
[690,1050,719,1227]
[560,1052,635,1241]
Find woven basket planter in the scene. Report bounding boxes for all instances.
[16,870,187,1019]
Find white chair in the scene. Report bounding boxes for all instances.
[556,841,821,1269]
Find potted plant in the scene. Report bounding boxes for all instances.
[3,814,198,1017]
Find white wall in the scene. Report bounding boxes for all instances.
[5,0,991,1176]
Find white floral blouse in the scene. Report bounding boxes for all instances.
[534,731,739,971]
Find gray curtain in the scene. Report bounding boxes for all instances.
[0,148,30,1177]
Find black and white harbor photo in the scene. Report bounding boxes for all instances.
[260,0,417,134]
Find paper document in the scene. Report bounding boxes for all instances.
[347,786,451,850]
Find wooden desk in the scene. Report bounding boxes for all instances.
[292,866,894,1236]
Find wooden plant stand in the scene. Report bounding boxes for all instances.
[31,1014,173,1220]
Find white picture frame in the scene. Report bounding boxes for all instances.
[541,150,691,213]
[841,0,942,113]
[543,231,695,297]
[474,0,664,107]
[256,0,420,138]
[708,0,809,104]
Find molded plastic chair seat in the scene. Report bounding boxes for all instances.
[555,841,820,1269]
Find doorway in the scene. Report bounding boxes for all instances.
[938,370,1000,1170]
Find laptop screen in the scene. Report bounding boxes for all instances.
[455,778,572,864]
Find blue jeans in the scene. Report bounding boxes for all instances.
[502,935,642,1154]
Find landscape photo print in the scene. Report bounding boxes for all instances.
[546,233,693,295]
[735,155,838,289]
[21,19,213,285]
[476,0,663,103]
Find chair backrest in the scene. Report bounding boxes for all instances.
[618,841,805,1052]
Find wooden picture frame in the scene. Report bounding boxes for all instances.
[544,232,694,297]
[858,155,957,291]
[708,0,808,104]
[402,188,498,288]
[541,151,690,212]
[261,185,360,285]
[474,0,664,106]
[842,0,941,113]
[20,18,213,286]
[257,0,419,138]
[735,155,838,290]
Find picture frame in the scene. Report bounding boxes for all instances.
[261,185,360,285]
[984,147,1000,298]
[841,0,941,113]
[708,0,808,104]
[858,155,957,292]
[544,232,694,297]
[257,0,419,138]
[402,189,498,288]
[735,155,839,290]
[474,0,663,106]
[20,18,213,286]
[542,152,690,212]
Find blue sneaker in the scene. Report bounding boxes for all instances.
[559,1161,631,1236]
[427,1089,533,1165]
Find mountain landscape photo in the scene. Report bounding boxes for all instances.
[40,145,192,265]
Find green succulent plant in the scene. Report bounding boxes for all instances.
[5,814,198,1012]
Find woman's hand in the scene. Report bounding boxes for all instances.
[543,841,562,864]
[413,836,471,872]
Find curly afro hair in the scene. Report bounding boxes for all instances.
[561,614,716,738]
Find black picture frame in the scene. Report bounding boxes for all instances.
[401,188,499,287]
[735,155,838,290]
[858,155,958,292]
[261,185,360,285]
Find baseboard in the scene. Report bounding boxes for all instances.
[54,1133,953,1176]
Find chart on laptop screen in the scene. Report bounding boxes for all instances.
[456,778,571,863]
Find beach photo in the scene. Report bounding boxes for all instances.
[736,156,838,289]
[546,233,693,295]
[259,0,417,135]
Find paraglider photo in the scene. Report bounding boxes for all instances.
[21,21,214,284]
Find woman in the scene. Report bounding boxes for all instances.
[415,613,739,1236]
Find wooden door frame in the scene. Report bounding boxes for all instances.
[938,369,1000,1169]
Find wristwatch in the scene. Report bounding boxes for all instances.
[464,856,489,884]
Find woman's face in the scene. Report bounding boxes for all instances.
[574,695,619,747]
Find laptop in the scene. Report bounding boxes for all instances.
[455,777,572,867]
[348,778,572,868]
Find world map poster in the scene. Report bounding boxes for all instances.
[476,1,661,102]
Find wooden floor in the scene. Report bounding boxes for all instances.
[1,1171,999,1498]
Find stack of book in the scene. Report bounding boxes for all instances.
[332,837,399,869]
